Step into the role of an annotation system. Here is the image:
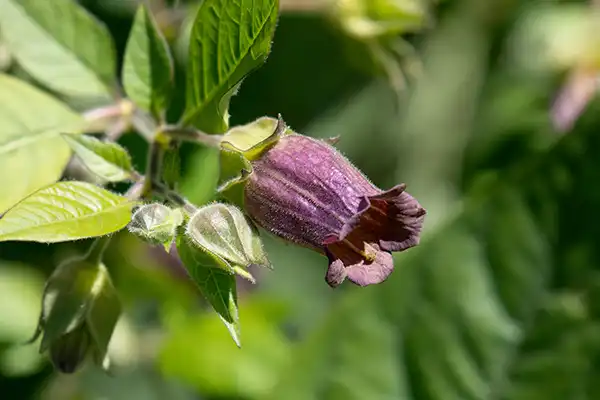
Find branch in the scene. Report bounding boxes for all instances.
[161,125,223,148]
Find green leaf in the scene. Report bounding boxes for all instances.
[0,74,84,214]
[0,181,135,243]
[183,0,280,133]
[176,234,240,346]
[186,203,270,276]
[128,204,184,249]
[62,134,133,182]
[0,0,117,102]
[123,5,174,119]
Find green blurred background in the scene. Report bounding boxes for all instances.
[2,0,600,398]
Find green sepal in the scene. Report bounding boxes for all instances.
[216,116,291,207]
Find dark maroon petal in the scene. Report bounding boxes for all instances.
[339,184,425,253]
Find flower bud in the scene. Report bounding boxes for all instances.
[185,203,270,282]
[128,203,183,249]
[30,245,121,374]
[48,324,90,373]
[242,128,426,288]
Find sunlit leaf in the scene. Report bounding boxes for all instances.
[62,134,133,182]
[176,234,240,346]
[123,4,174,119]
[183,0,280,133]
[0,0,117,103]
[0,181,135,242]
[0,74,84,213]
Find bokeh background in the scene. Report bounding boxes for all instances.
[2,0,600,399]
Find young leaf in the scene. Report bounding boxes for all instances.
[0,182,135,243]
[176,235,241,346]
[123,5,174,119]
[62,134,133,182]
[0,74,84,214]
[183,0,280,133]
[0,0,117,102]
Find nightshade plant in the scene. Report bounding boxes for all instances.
[0,0,425,374]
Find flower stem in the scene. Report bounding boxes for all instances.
[86,236,112,264]
[160,125,223,148]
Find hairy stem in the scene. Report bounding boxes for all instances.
[86,235,112,264]
[161,125,223,148]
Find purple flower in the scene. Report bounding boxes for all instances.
[243,134,426,288]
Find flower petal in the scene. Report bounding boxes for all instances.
[340,184,425,253]
[346,249,394,287]
[325,242,394,287]
[324,235,394,287]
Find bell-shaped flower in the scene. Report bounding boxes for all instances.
[241,130,426,287]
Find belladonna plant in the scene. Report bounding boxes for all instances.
[218,116,426,288]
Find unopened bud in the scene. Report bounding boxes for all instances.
[49,324,90,374]
[185,203,270,282]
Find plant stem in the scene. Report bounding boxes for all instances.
[86,235,112,264]
[161,125,223,148]
[125,176,145,200]
[151,181,197,214]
